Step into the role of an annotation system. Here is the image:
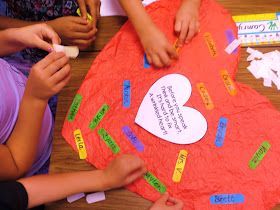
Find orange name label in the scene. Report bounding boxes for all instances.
[197,83,214,110]
[204,32,218,57]
[220,70,237,96]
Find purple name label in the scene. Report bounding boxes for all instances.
[122,126,144,152]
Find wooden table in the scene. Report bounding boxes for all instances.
[46,1,280,209]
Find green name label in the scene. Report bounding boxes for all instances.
[144,172,166,193]
[89,104,110,129]
[67,94,82,122]
[98,128,120,154]
[249,141,271,169]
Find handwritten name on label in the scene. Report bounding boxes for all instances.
[204,32,218,57]
[98,128,120,154]
[220,70,237,96]
[73,129,87,159]
[123,80,131,108]
[89,104,109,130]
[215,117,228,147]
[144,172,166,193]
[249,141,271,169]
[196,83,214,110]
[172,150,188,183]
[210,194,244,204]
[122,126,144,152]
[144,53,151,68]
[67,94,82,122]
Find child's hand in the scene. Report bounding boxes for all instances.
[48,16,97,50]
[103,154,146,190]
[15,23,61,52]
[77,0,101,20]
[25,52,71,102]
[150,193,184,210]
[141,25,178,68]
[175,0,200,47]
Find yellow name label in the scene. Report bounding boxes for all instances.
[173,38,181,53]
[197,83,215,110]
[172,150,188,183]
[220,69,237,96]
[74,129,87,159]
[204,32,218,57]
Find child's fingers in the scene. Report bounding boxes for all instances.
[71,16,88,25]
[72,38,95,49]
[45,55,69,76]
[146,54,152,64]
[167,197,184,208]
[73,22,93,33]
[69,29,96,40]
[77,0,87,19]
[174,20,182,35]
[151,54,164,68]
[166,44,178,60]
[157,192,170,204]
[36,52,65,70]
[185,20,197,42]
[158,51,171,66]
[178,21,189,46]
[53,69,71,93]
[87,0,97,19]
[96,1,101,18]
[125,166,147,184]
[50,63,71,84]
[35,38,54,53]
[41,24,61,45]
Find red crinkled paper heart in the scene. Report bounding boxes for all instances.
[62,0,280,209]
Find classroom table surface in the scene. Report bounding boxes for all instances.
[46,0,280,209]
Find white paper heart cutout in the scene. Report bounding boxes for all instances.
[135,74,207,144]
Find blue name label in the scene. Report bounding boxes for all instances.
[123,80,131,108]
[215,117,228,147]
[210,194,244,204]
[122,126,144,152]
[144,53,151,68]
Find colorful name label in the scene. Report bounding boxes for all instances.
[220,70,237,96]
[197,83,214,110]
[144,53,151,68]
[173,38,181,53]
[76,8,93,21]
[67,94,82,122]
[144,172,166,193]
[123,80,131,108]
[89,104,109,130]
[98,128,120,154]
[210,194,244,204]
[122,126,144,152]
[215,117,228,147]
[172,150,188,183]
[249,141,271,169]
[73,129,87,159]
[204,32,218,57]
[225,29,237,54]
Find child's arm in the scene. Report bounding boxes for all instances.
[0,51,70,180]
[175,0,201,46]
[18,155,146,208]
[118,0,178,68]
[0,24,60,56]
[0,16,39,30]
[150,192,184,210]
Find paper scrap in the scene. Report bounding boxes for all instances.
[74,129,87,159]
[249,141,271,169]
[225,38,241,54]
[123,80,131,108]
[98,128,120,154]
[122,126,144,152]
[246,48,280,90]
[86,192,106,204]
[53,44,79,59]
[144,172,166,193]
[67,94,82,122]
[89,104,109,130]
[172,150,188,183]
[215,117,228,147]
[210,194,245,204]
[67,193,85,203]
